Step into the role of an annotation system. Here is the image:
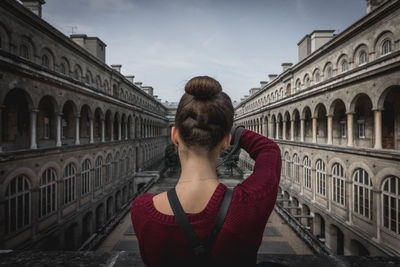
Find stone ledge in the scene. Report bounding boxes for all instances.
[0,251,399,267]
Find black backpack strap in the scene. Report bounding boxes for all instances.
[167,187,234,257]
[167,188,205,256]
[205,188,233,251]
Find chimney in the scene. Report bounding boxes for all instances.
[142,86,154,96]
[249,88,260,95]
[366,0,387,13]
[260,81,268,88]
[20,0,45,18]
[125,75,135,83]
[111,64,122,73]
[134,82,143,88]
[268,74,278,81]
[70,34,107,63]
[281,63,293,72]
[298,30,335,61]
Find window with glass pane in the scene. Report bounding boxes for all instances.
[64,163,76,205]
[5,175,31,234]
[327,67,333,79]
[359,51,367,65]
[353,168,373,220]
[340,121,347,138]
[42,55,49,68]
[316,160,326,196]
[294,154,300,183]
[285,153,291,179]
[332,164,345,206]
[105,154,112,183]
[20,45,29,59]
[60,63,66,75]
[303,157,312,189]
[381,40,392,56]
[82,159,91,195]
[358,120,365,138]
[40,169,57,217]
[341,60,348,72]
[315,72,320,83]
[382,176,399,234]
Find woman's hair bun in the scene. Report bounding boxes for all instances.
[185,76,222,100]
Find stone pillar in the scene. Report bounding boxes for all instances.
[268,121,273,139]
[74,116,80,145]
[327,115,333,145]
[290,120,294,141]
[275,121,279,139]
[56,113,62,147]
[89,118,94,144]
[282,120,287,140]
[118,121,122,141]
[30,109,38,149]
[373,109,382,149]
[124,122,128,141]
[312,117,317,143]
[346,112,354,147]
[300,119,305,142]
[101,119,105,142]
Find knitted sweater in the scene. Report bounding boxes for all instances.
[130,129,281,266]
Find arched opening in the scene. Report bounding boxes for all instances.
[64,223,78,250]
[278,114,283,139]
[121,114,126,140]
[329,224,344,255]
[82,212,93,242]
[350,239,369,256]
[380,87,400,149]
[94,108,102,142]
[331,99,347,146]
[105,110,112,141]
[115,191,122,212]
[284,112,291,140]
[128,115,132,139]
[271,115,276,139]
[135,117,139,138]
[61,101,77,145]
[293,109,300,141]
[106,196,114,221]
[37,95,57,148]
[301,204,311,230]
[303,107,312,142]
[352,94,373,148]
[95,204,104,230]
[314,213,326,242]
[315,104,327,144]
[2,89,32,150]
[113,113,120,140]
[80,105,91,144]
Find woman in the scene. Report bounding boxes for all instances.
[131,76,281,266]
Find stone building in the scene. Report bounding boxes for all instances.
[234,0,400,256]
[0,0,169,250]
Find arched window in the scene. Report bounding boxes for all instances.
[316,160,326,196]
[5,175,31,234]
[293,154,300,183]
[303,156,312,189]
[60,63,66,75]
[326,66,333,79]
[40,168,57,217]
[359,51,367,65]
[353,169,373,219]
[94,156,102,188]
[305,77,310,88]
[82,159,91,195]
[125,155,130,175]
[285,152,291,179]
[41,55,49,68]
[382,176,400,234]
[381,40,392,56]
[332,163,345,206]
[315,72,320,83]
[20,44,29,59]
[114,153,120,180]
[63,163,76,205]
[74,69,80,80]
[105,154,112,183]
[341,60,348,73]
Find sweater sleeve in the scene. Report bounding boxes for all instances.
[236,129,281,199]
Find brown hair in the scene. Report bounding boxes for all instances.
[175,76,234,150]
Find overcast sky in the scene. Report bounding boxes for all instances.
[41,0,366,103]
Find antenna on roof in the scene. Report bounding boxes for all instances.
[65,26,78,35]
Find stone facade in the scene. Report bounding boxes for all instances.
[0,0,169,250]
[235,0,400,256]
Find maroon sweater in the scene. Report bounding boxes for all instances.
[130,130,281,266]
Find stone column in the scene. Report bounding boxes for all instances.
[30,109,38,149]
[282,120,287,140]
[290,120,294,141]
[346,112,354,147]
[118,121,122,141]
[300,119,305,142]
[373,109,382,149]
[268,121,273,139]
[101,119,105,142]
[275,121,279,139]
[56,113,62,147]
[74,116,80,145]
[89,118,94,144]
[327,115,333,145]
[312,117,317,143]
[125,122,128,140]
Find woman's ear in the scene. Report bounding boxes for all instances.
[171,126,179,147]
[221,134,232,151]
